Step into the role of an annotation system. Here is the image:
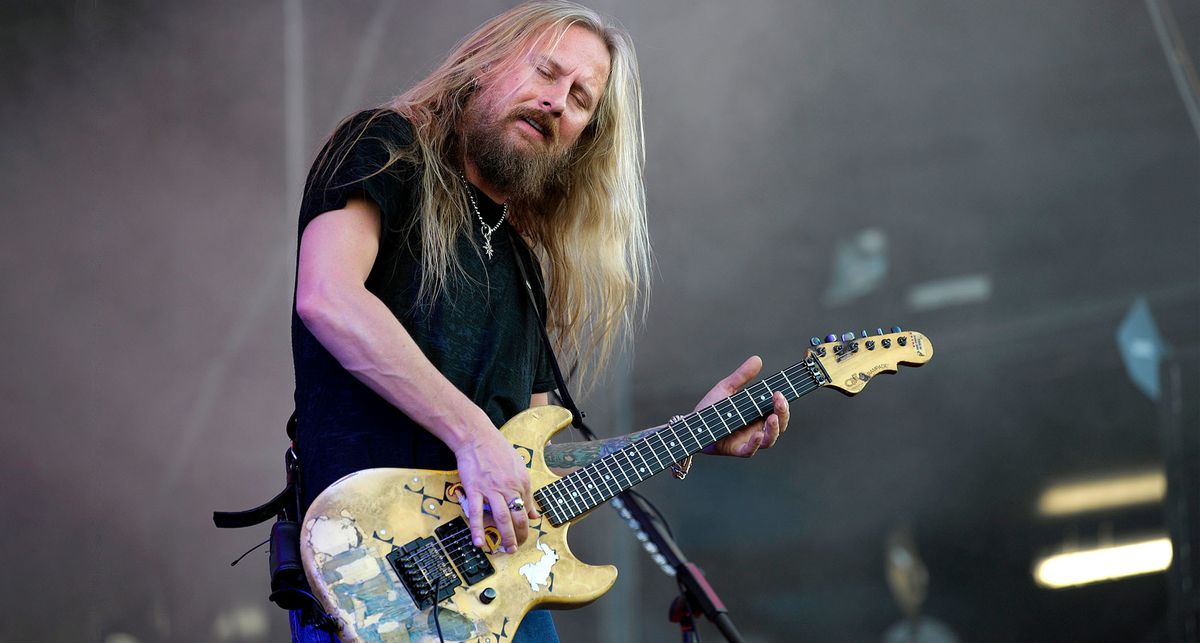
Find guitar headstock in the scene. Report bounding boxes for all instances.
[808,328,933,395]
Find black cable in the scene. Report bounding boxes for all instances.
[432,578,448,643]
[229,537,270,566]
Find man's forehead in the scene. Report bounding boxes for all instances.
[522,26,610,87]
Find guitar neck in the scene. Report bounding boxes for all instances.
[534,357,828,526]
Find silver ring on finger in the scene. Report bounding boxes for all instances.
[507,497,526,512]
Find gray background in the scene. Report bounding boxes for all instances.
[3,0,1198,641]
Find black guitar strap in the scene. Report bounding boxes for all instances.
[508,226,587,429]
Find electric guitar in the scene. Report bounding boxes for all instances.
[300,329,933,642]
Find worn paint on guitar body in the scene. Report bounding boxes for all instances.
[301,405,617,643]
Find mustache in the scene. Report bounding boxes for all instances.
[509,107,558,142]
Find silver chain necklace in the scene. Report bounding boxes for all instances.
[458,173,508,259]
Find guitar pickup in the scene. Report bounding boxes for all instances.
[437,517,495,586]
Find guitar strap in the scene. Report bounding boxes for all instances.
[508,226,587,429]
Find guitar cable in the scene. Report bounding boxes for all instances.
[432,577,450,643]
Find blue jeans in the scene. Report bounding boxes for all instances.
[289,608,559,643]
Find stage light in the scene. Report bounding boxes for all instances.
[1036,470,1166,517]
[1033,536,1172,589]
[905,273,991,311]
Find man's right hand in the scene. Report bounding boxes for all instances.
[454,424,539,554]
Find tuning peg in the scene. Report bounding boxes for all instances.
[825,334,838,343]
[842,331,856,342]
[876,328,884,336]
[891,326,902,333]
[809,336,821,347]
[861,329,870,338]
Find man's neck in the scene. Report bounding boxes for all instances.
[462,159,508,206]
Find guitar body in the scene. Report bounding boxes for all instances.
[300,405,617,643]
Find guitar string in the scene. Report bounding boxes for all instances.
[545,370,822,520]
[540,375,822,522]
[421,371,823,569]
[407,343,909,577]
[403,349,890,587]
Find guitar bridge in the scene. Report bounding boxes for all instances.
[387,536,461,609]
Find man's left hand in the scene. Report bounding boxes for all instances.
[697,356,789,458]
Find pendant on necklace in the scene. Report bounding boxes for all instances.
[482,225,495,259]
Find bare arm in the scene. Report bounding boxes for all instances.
[296,197,535,552]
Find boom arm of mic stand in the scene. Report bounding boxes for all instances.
[615,490,746,643]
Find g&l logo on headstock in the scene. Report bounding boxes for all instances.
[843,372,871,389]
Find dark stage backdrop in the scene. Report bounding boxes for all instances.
[2,1,1198,641]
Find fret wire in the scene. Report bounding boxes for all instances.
[547,366,828,524]
[728,393,750,426]
[778,369,802,398]
[611,454,634,494]
[624,448,646,484]
[542,484,570,522]
[634,439,658,477]
[596,455,621,494]
[532,489,551,517]
[638,436,667,477]
[709,402,735,435]
[594,460,622,505]
[610,451,636,490]
[663,425,686,461]
[694,411,720,444]
[537,486,559,516]
[574,468,597,508]
[656,429,683,465]
[560,478,584,517]
[641,435,667,471]
[637,428,682,468]
[679,419,704,452]
[593,460,619,499]
[671,418,698,453]
[653,431,671,464]
[747,381,774,415]
[581,466,605,506]
[573,470,597,511]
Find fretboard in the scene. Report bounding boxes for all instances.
[534,356,828,526]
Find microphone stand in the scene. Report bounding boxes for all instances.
[611,490,746,643]
[554,390,745,643]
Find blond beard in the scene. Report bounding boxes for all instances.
[460,103,574,207]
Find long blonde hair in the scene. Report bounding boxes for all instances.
[324,1,649,392]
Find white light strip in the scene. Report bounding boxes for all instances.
[905,274,992,311]
[1033,537,1172,589]
[1037,471,1165,517]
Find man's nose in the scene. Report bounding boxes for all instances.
[538,84,567,116]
